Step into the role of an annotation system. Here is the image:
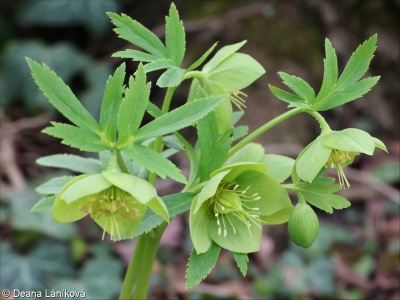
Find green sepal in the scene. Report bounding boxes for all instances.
[261,154,295,183]
[147,196,169,223]
[189,196,213,254]
[202,40,246,73]
[321,128,375,155]
[260,203,294,225]
[223,143,264,166]
[61,174,111,203]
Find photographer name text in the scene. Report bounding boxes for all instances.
[2,289,86,299]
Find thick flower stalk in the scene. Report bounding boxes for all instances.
[295,128,387,188]
[187,41,265,133]
[52,171,169,240]
[190,163,291,254]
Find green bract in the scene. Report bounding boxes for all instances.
[52,171,169,240]
[189,163,291,254]
[295,128,387,188]
[189,41,265,133]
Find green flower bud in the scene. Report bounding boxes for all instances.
[288,203,319,248]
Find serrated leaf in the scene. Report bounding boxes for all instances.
[143,58,176,72]
[278,72,315,103]
[232,125,248,141]
[99,63,126,143]
[269,84,304,105]
[112,49,158,62]
[122,143,186,183]
[135,95,227,142]
[186,242,221,288]
[295,183,351,213]
[117,64,151,146]
[43,122,108,152]
[27,58,100,133]
[36,176,74,195]
[165,3,185,66]
[313,76,380,111]
[157,67,185,87]
[31,195,56,213]
[36,154,103,174]
[233,252,249,276]
[136,192,195,235]
[107,12,167,58]
[314,38,338,104]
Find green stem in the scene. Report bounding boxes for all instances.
[305,110,331,132]
[228,108,305,157]
[118,236,146,300]
[116,151,130,174]
[132,223,167,300]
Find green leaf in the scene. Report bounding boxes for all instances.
[112,49,158,62]
[117,64,151,146]
[269,84,304,105]
[232,125,248,142]
[36,176,74,195]
[99,63,126,143]
[122,143,186,183]
[233,252,249,276]
[43,122,108,152]
[295,182,351,213]
[312,35,379,110]
[197,111,232,181]
[27,58,100,133]
[31,195,56,213]
[107,12,167,58]
[136,192,195,235]
[157,67,186,87]
[143,58,176,72]
[36,154,103,174]
[278,72,315,103]
[337,34,378,87]
[165,3,186,66]
[314,38,338,104]
[186,242,221,288]
[313,76,380,111]
[135,95,228,142]
[187,42,218,71]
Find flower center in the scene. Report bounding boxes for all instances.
[209,182,263,238]
[324,149,358,189]
[79,186,141,240]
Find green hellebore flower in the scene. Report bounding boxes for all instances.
[52,171,169,240]
[190,163,291,254]
[189,41,265,133]
[295,128,387,188]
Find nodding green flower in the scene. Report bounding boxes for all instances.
[188,40,265,133]
[190,163,291,254]
[295,128,387,188]
[52,171,169,240]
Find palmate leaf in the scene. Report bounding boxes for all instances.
[134,95,228,143]
[31,195,56,213]
[99,63,126,143]
[43,122,107,152]
[165,3,186,66]
[117,64,151,146]
[27,58,100,133]
[157,67,186,87]
[233,252,249,276]
[278,72,315,103]
[186,242,221,288]
[122,143,186,184]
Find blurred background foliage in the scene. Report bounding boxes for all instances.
[0,0,399,299]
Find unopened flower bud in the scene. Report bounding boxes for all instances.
[288,202,319,248]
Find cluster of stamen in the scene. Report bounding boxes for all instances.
[79,186,140,240]
[230,91,247,110]
[324,149,358,189]
[209,182,265,238]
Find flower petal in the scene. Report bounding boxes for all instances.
[208,214,261,253]
[261,154,295,183]
[224,143,265,166]
[260,203,294,225]
[194,170,230,214]
[296,137,331,183]
[61,174,111,203]
[147,196,169,222]
[214,162,267,181]
[189,196,212,254]
[322,128,375,154]
[102,171,156,204]
[93,202,147,240]
[203,40,247,73]
[234,171,291,216]
[53,175,89,223]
